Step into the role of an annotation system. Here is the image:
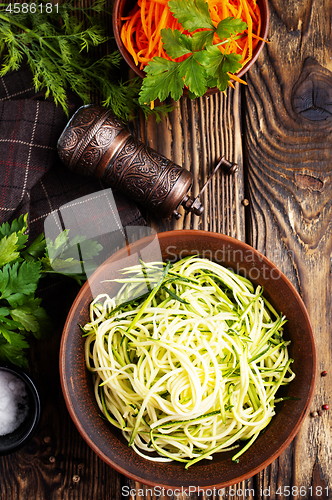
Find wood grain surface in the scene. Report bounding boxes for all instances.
[143,89,246,239]
[244,0,332,497]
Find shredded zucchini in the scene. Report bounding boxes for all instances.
[84,256,295,467]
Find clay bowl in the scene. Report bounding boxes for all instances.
[112,0,269,88]
[60,230,316,489]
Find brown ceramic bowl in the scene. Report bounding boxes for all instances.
[60,230,316,489]
[112,0,269,87]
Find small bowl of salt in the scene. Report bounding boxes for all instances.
[0,364,41,455]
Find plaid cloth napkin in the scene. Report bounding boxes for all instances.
[0,63,146,242]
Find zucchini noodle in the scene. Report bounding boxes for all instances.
[83,256,295,467]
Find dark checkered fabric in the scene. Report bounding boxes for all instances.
[0,63,146,242]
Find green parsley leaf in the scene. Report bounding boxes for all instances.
[190,30,215,51]
[0,313,22,331]
[42,231,103,283]
[216,71,231,92]
[0,233,21,267]
[140,58,185,104]
[0,341,29,368]
[0,213,28,238]
[46,229,71,259]
[216,16,247,40]
[10,307,40,334]
[179,53,208,97]
[0,214,29,265]
[63,235,103,261]
[22,233,47,261]
[0,261,41,303]
[45,231,102,263]
[203,46,243,91]
[168,0,214,31]
[41,256,81,276]
[220,52,243,74]
[161,28,193,58]
[0,325,30,349]
[0,214,28,237]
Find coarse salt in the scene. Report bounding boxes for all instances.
[0,369,29,436]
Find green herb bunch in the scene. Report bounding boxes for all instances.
[0,0,147,121]
[139,0,247,105]
[0,214,102,368]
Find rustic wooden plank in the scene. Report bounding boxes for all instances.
[142,88,246,240]
[243,0,332,497]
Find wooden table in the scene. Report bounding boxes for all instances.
[1,0,331,498]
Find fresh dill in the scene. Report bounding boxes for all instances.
[0,0,169,121]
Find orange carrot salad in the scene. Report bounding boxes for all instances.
[120,0,262,71]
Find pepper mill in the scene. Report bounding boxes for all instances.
[57,104,204,219]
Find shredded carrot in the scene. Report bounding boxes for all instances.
[120,0,265,81]
[140,0,148,37]
[240,0,253,60]
[228,72,247,85]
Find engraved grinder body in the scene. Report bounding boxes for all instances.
[57,105,203,219]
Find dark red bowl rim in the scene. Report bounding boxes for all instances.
[60,230,316,489]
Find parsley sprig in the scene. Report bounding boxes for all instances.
[139,0,247,104]
[0,214,102,368]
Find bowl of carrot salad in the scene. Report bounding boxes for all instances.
[113,0,269,95]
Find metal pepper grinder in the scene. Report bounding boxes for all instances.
[57,104,204,219]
